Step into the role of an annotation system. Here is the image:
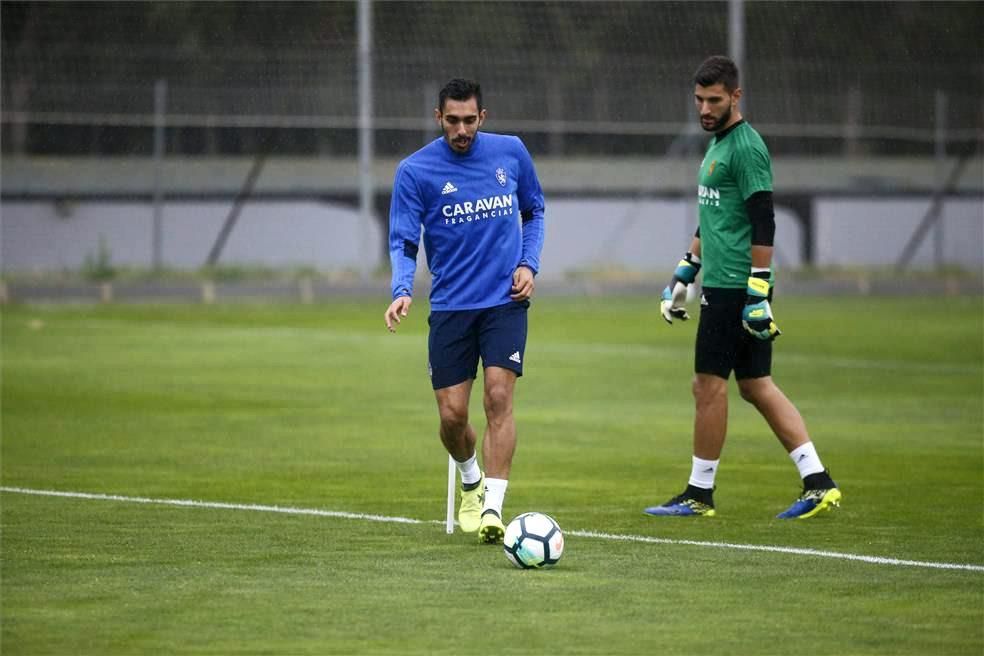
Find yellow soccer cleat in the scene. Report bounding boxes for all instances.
[458,473,485,533]
[478,510,505,544]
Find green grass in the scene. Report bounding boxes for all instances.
[2,296,982,655]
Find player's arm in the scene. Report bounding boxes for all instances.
[660,231,702,324]
[385,162,423,332]
[741,191,781,341]
[512,137,545,301]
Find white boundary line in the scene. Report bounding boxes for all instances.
[3,486,982,573]
[0,486,423,525]
[567,530,984,572]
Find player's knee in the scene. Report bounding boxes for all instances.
[438,404,469,433]
[483,384,513,421]
[737,378,771,405]
[692,375,727,406]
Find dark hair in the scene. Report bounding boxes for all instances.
[693,56,739,92]
[438,78,482,112]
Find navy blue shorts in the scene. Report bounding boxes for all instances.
[695,287,772,380]
[427,300,530,390]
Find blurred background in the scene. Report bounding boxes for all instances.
[1,1,982,297]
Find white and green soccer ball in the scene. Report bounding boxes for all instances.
[503,512,564,569]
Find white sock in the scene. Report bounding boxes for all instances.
[482,478,508,517]
[688,456,719,490]
[454,454,481,487]
[789,442,825,478]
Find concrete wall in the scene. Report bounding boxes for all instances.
[542,198,805,273]
[813,199,983,268]
[1,197,981,275]
[0,200,381,271]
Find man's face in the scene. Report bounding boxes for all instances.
[694,83,741,132]
[436,97,486,153]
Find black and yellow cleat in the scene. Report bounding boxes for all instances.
[478,510,505,544]
[777,487,842,519]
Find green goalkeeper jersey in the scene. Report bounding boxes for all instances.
[697,121,773,289]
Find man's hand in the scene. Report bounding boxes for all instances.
[660,252,701,324]
[660,281,690,323]
[742,276,781,341]
[511,265,535,301]
[384,296,412,333]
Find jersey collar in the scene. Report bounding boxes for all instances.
[714,119,746,142]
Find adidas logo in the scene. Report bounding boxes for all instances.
[509,351,521,364]
[441,181,458,195]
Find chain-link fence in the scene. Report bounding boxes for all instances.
[3,1,982,158]
[2,2,982,278]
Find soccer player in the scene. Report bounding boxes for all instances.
[384,79,545,543]
[645,56,841,519]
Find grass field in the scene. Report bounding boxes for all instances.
[2,295,982,654]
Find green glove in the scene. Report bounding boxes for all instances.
[742,273,781,341]
[660,252,701,324]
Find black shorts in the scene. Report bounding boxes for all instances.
[427,300,530,390]
[695,287,772,380]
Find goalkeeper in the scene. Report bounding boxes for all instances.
[645,56,841,520]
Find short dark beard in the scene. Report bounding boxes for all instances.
[702,106,732,133]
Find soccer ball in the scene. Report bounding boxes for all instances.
[503,512,564,569]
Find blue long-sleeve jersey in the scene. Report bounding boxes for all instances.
[388,132,546,311]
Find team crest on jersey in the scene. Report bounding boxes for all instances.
[495,167,507,187]
[708,160,717,175]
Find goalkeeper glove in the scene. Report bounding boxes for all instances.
[660,252,701,324]
[742,272,781,341]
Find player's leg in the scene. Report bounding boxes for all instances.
[475,300,528,543]
[429,309,484,532]
[645,287,744,517]
[736,375,808,453]
[734,319,841,519]
[693,373,729,461]
[434,381,485,532]
[476,365,516,542]
[434,380,476,461]
[482,366,517,479]
[643,373,726,516]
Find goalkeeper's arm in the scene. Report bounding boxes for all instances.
[660,236,701,324]
[741,192,781,340]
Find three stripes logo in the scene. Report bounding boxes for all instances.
[441,181,458,195]
[509,351,522,364]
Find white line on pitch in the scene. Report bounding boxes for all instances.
[3,486,982,573]
[567,530,984,572]
[0,486,423,525]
